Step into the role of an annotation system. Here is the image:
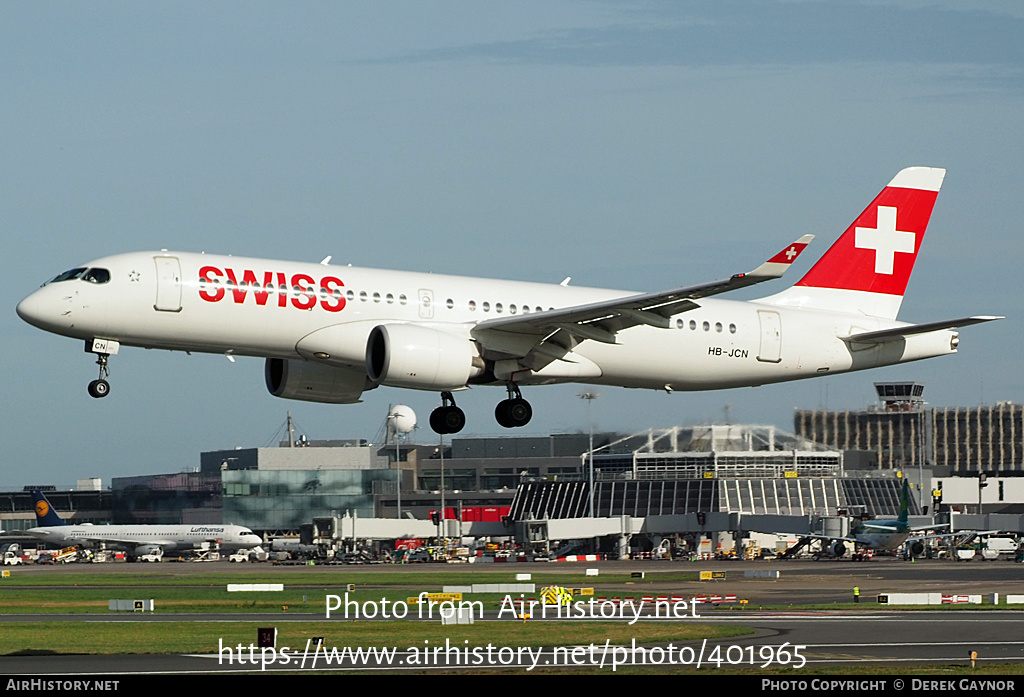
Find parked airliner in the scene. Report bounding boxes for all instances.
[807,478,916,558]
[795,478,987,559]
[24,490,263,559]
[17,167,1000,434]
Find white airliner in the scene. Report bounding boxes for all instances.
[797,478,917,559]
[17,167,1000,434]
[25,490,263,559]
[794,478,990,559]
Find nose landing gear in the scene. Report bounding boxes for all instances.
[84,338,119,399]
[87,353,111,398]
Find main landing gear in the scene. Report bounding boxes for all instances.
[429,391,466,435]
[428,384,534,435]
[495,382,532,429]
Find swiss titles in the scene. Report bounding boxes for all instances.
[198,266,345,312]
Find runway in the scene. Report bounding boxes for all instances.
[1,610,1021,673]
[2,557,1023,674]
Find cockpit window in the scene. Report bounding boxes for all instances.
[50,268,87,283]
[82,268,110,284]
[48,267,111,285]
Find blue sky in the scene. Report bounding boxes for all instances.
[2,1,1021,489]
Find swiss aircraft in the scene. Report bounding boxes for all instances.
[24,490,263,559]
[17,167,1000,434]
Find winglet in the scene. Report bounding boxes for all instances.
[747,234,814,279]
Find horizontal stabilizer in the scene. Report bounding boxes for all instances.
[841,316,1003,345]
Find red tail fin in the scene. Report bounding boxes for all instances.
[759,167,945,319]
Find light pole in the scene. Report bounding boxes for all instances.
[579,392,599,517]
[439,431,446,551]
[387,405,416,520]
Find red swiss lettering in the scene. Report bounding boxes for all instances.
[320,276,346,312]
[290,274,317,310]
[198,267,346,314]
[199,266,224,302]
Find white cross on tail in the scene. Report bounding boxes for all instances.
[855,206,915,275]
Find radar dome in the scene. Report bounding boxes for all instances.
[390,405,416,433]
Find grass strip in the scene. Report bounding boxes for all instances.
[0,620,751,656]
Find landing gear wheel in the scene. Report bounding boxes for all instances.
[495,401,511,428]
[429,408,444,434]
[88,379,110,399]
[88,349,112,399]
[440,406,465,434]
[429,405,466,435]
[429,392,465,434]
[495,398,532,428]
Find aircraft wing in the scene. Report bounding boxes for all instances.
[788,532,869,545]
[908,530,1000,543]
[471,235,812,367]
[90,535,174,548]
[859,523,902,532]
[840,316,1003,345]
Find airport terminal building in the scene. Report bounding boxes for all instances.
[3,381,1023,550]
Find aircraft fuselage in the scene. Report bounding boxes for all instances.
[16,250,956,392]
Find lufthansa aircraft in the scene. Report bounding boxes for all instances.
[17,167,1000,434]
[24,490,263,559]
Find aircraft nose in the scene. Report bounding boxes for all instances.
[17,287,71,334]
[16,290,50,329]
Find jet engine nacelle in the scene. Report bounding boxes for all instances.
[829,540,847,558]
[265,358,371,404]
[908,540,925,558]
[134,545,163,557]
[366,324,484,390]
